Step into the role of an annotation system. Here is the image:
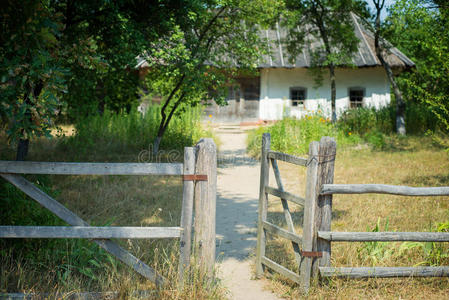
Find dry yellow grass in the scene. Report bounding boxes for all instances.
[262,138,449,299]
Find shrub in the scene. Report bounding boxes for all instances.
[338,102,440,137]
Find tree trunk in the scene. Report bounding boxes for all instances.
[16,138,29,161]
[15,82,43,161]
[152,136,162,156]
[374,0,406,135]
[329,64,337,122]
[375,50,406,135]
[316,15,337,122]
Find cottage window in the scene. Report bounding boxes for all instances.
[290,87,306,107]
[349,88,364,108]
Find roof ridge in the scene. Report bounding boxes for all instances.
[351,12,376,65]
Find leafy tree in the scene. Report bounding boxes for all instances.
[144,0,283,153]
[54,0,201,119]
[386,0,449,133]
[1,0,203,160]
[283,0,365,122]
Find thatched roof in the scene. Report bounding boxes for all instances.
[136,13,415,72]
[258,13,415,71]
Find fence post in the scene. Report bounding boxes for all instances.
[178,147,195,287]
[314,137,336,275]
[193,138,217,276]
[300,136,336,292]
[256,133,271,277]
[300,140,319,293]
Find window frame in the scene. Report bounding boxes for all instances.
[289,87,307,108]
[348,87,365,108]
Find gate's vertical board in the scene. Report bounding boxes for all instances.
[270,158,302,267]
[193,138,217,276]
[178,147,195,286]
[314,137,336,275]
[300,141,319,293]
[256,133,270,277]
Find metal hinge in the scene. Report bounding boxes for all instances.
[301,251,323,258]
[183,174,208,181]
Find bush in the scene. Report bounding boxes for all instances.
[338,102,440,137]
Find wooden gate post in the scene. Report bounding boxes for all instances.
[178,147,195,286]
[300,140,319,293]
[256,133,270,277]
[315,137,337,275]
[300,137,336,292]
[193,138,217,276]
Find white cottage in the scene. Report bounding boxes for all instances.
[204,14,415,122]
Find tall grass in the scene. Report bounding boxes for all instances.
[57,105,214,161]
[248,102,445,157]
[247,115,361,158]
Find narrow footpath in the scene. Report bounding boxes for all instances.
[215,125,280,300]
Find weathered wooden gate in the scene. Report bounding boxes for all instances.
[256,132,449,293]
[255,133,336,291]
[0,138,217,295]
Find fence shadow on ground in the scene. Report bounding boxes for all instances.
[217,149,258,169]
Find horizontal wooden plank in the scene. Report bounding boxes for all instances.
[0,226,182,239]
[262,221,303,244]
[320,266,449,278]
[321,184,449,196]
[265,186,305,206]
[0,161,183,176]
[267,151,308,167]
[261,256,300,283]
[318,231,449,242]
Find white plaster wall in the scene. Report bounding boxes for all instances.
[259,67,390,120]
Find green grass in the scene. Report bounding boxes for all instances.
[247,103,448,157]
[247,115,361,158]
[55,105,215,162]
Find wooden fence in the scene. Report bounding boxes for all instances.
[256,133,449,293]
[0,138,217,293]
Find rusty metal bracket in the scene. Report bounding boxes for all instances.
[183,174,208,181]
[301,251,323,258]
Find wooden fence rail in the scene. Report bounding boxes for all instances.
[0,138,217,294]
[256,133,449,294]
[321,184,449,196]
[318,181,449,284]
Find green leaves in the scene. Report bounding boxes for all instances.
[1,1,67,144]
[387,0,449,133]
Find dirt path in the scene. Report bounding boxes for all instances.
[215,126,280,300]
